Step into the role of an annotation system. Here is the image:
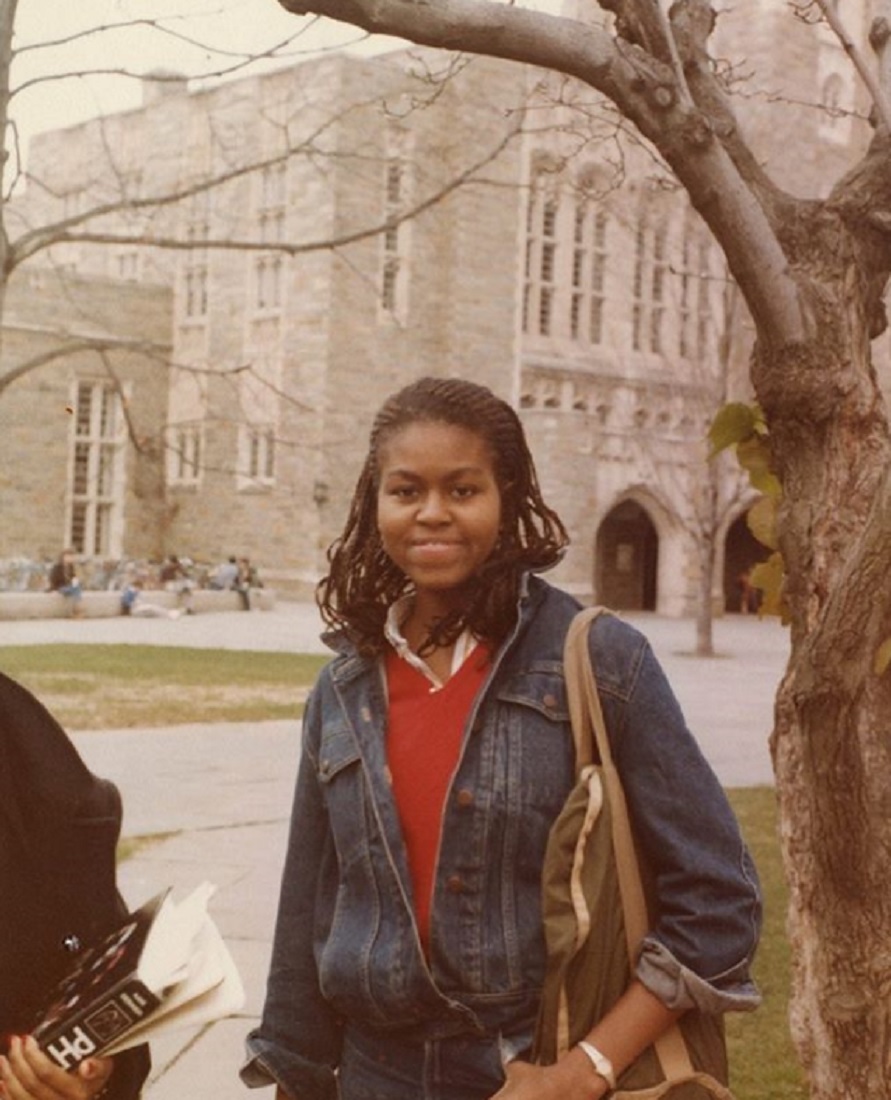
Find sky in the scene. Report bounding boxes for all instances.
[8,0,399,161]
[8,0,568,186]
[9,0,569,161]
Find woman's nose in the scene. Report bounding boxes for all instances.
[417,491,449,522]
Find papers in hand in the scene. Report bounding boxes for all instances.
[33,883,245,1070]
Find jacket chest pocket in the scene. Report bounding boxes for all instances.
[317,725,371,873]
[487,666,575,866]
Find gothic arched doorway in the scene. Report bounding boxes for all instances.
[595,500,659,611]
[723,512,769,612]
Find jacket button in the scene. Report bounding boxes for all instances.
[446,874,465,894]
[543,693,558,708]
[455,788,474,808]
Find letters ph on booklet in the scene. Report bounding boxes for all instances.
[31,882,244,1071]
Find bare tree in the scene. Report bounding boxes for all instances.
[267,0,891,1094]
[692,279,755,656]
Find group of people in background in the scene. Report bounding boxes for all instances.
[46,551,262,619]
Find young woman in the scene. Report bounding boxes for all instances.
[242,377,761,1100]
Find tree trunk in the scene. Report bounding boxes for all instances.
[755,306,891,1097]
[0,0,16,307]
[694,519,716,657]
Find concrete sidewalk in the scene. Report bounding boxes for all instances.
[10,604,789,1098]
[0,601,330,655]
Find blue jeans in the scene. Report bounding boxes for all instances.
[340,1027,509,1100]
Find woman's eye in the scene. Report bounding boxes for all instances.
[452,484,479,499]
[390,485,417,499]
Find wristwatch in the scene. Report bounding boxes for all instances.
[577,1040,617,1091]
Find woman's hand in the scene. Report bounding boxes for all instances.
[492,981,684,1100]
[489,1052,608,1100]
[0,1036,113,1100]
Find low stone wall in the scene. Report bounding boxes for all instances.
[0,588,275,620]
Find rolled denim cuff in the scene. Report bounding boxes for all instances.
[636,937,762,1014]
[240,1030,338,1100]
[239,1052,275,1089]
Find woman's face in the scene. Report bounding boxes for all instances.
[376,420,502,609]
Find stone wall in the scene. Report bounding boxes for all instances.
[0,269,171,563]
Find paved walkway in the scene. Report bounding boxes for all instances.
[4,604,790,1098]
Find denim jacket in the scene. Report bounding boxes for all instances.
[242,577,761,1099]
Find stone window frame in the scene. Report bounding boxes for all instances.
[678,211,719,367]
[167,420,204,489]
[237,424,277,489]
[66,377,127,557]
[180,192,211,321]
[522,158,612,347]
[378,127,413,324]
[251,164,288,315]
[630,198,669,356]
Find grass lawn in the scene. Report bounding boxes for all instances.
[0,644,328,729]
[0,645,805,1094]
[726,787,807,1099]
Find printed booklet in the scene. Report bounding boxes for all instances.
[32,882,244,1071]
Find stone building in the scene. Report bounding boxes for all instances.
[4,2,880,609]
[0,267,170,573]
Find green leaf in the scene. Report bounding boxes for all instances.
[750,552,786,619]
[750,469,783,498]
[875,637,891,676]
[736,436,782,498]
[746,496,778,551]
[708,403,759,457]
[750,403,770,437]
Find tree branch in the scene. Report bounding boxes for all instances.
[11,17,348,107]
[0,335,169,396]
[278,0,806,346]
[13,15,313,67]
[669,0,792,215]
[813,0,891,131]
[14,114,524,263]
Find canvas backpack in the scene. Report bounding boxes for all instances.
[532,609,735,1099]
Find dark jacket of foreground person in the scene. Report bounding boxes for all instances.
[0,672,150,1099]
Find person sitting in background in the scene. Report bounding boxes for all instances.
[208,557,238,591]
[47,550,84,619]
[119,579,183,620]
[159,555,196,615]
[235,557,261,611]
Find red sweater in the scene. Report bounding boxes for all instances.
[385,647,489,949]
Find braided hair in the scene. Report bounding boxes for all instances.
[317,376,569,655]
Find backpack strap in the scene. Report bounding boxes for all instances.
[564,610,650,959]
[564,609,704,1088]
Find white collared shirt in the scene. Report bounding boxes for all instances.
[384,595,477,692]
